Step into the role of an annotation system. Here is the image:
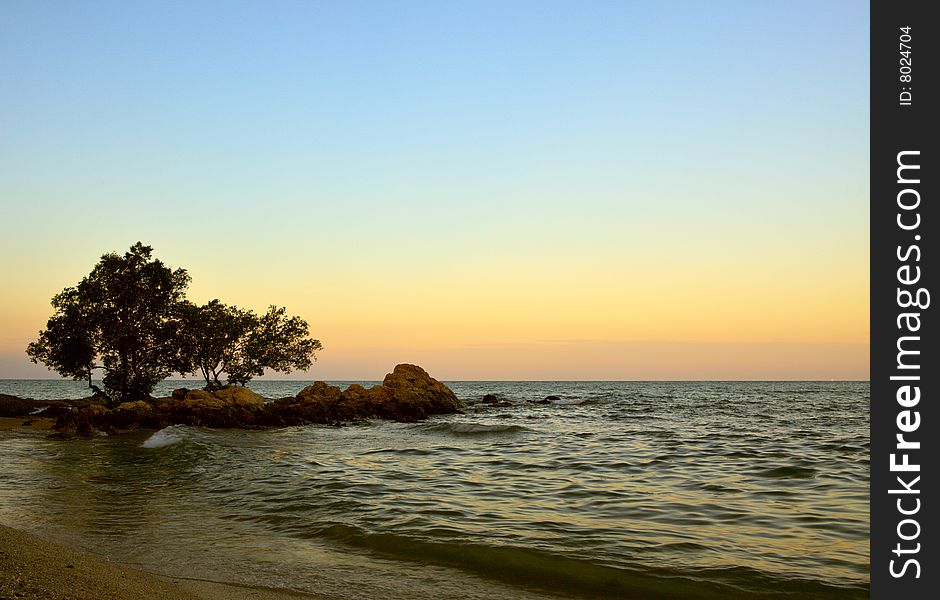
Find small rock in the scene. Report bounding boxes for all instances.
[482,394,498,404]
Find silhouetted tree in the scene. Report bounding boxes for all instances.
[182,301,322,388]
[27,243,191,405]
[179,299,255,390]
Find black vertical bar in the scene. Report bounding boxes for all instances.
[871,1,935,597]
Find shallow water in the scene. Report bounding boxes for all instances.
[0,380,869,599]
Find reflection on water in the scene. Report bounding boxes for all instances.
[0,381,868,599]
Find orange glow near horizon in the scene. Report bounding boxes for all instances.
[1,244,869,380]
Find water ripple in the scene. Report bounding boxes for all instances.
[0,381,869,599]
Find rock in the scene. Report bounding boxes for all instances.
[271,381,344,424]
[43,364,460,433]
[482,394,498,404]
[380,364,462,420]
[0,394,38,417]
[76,419,95,438]
[54,403,109,437]
[271,364,462,424]
[339,384,393,419]
[210,387,267,409]
[157,387,267,428]
[296,381,343,405]
[113,400,157,429]
[545,395,561,401]
[116,400,153,415]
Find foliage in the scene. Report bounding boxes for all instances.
[231,305,322,386]
[25,288,99,390]
[179,300,250,389]
[28,243,322,400]
[183,301,322,389]
[27,243,190,405]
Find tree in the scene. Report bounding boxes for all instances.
[183,301,322,388]
[25,288,101,394]
[179,299,256,390]
[27,243,191,405]
[232,305,322,385]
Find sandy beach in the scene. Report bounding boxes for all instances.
[0,524,325,600]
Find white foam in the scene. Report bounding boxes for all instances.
[552,398,587,405]
[142,425,187,449]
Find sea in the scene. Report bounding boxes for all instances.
[0,380,869,599]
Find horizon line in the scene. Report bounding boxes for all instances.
[0,377,872,383]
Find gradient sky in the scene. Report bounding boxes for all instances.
[0,1,869,380]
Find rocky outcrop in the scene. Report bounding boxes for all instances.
[381,363,461,418]
[46,364,461,435]
[269,364,461,424]
[1,394,75,418]
[0,393,35,417]
[156,387,267,428]
[51,387,268,434]
[52,402,110,438]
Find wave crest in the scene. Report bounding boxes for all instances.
[142,425,190,449]
[551,397,588,405]
[426,422,528,435]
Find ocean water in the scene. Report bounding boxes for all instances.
[0,380,868,599]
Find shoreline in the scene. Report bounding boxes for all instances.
[0,523,328,600]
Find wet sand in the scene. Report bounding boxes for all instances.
[0,524,328,600]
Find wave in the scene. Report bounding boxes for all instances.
[551,397,588,405]
[142,425,191,449]
[754,465,818,479]
[424,422,529,435]
[313,524,865,599]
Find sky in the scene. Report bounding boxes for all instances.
[0,1,869,380]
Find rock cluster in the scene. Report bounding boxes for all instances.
[5,364,461,437]
[0,393,34,417]
[270,364,461,424]
[1,394,77,419]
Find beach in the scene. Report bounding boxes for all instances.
[0,524,326,600]
[1,408,321,598]
[1,400,322,598]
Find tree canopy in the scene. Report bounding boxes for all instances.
[27,243,321,404]
[180,301,321,389]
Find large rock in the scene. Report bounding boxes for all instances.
[0,393,35,417]
[269,381,343,424]
[157,387,267,427]
[112,400,158,429]
[53,403,111,437]
[271,364,461,424]
[379,364,461,420]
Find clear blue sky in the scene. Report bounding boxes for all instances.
[0,1,869,379]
